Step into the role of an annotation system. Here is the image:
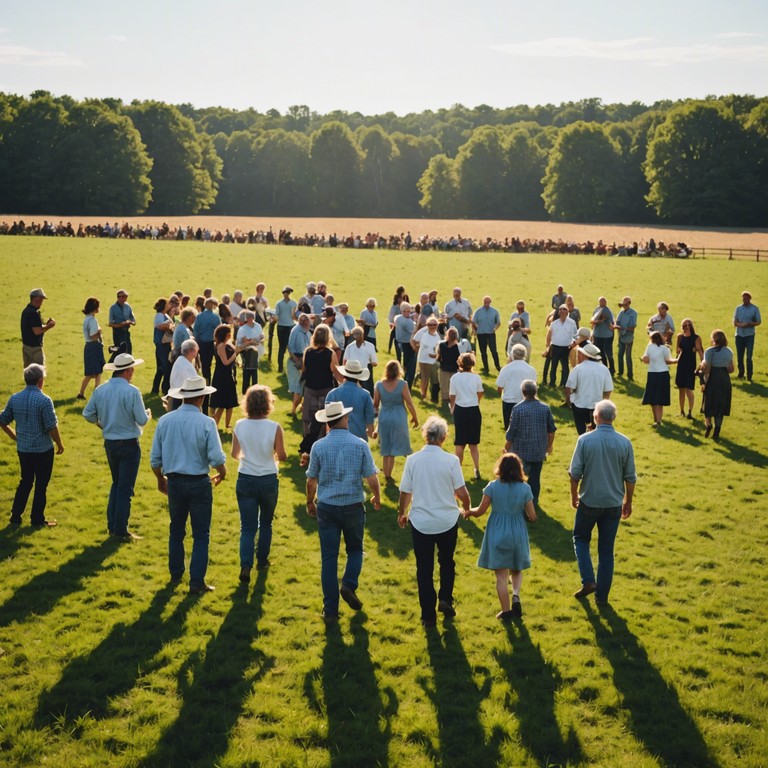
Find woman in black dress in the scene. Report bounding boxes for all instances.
[675,318,704,419]
[700,329,734,441]
[300,324,339,459]
[210,324,239,429]
[437,326,460,407]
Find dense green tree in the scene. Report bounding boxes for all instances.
[251,129,311,214]
[309,121,362,215]
[390,133,441,216]
[645,102,760,225]
[503,129,548,220]
[454,126,508,218]
[542,122,624,222]
[357,125,399,216]
[126,101,219,214]
[417,154,458,217]
[213,131,258,214]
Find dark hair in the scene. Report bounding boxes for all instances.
[194,295,205,312]
[154,297,167,312]
[297,300,311,314]
[214,323,232,344]
[82,296,99,315]
[678,317,696,339]
[218,303,232,322]
[650,331,664,346]
[458,352,475,371]
[495,452,526,483]
[711,329,728,348]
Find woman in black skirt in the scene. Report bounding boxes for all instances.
[699,329,734,442]
[448,353,484,479]
[641,331,678,427]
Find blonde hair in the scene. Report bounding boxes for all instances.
[243,385,274,418]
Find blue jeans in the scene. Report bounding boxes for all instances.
[735,335,754,379]
[572,502,622,601]
[316,501,365,615]
[167,474,213,588]
[522,460,543,505]
[104,438,141,535]
[236,473,278,568]
[400,342,417,388]
[618,340,634,378]
[153,341,171,394]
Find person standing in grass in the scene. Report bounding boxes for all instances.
[0,364,63,528]
[733,291,761,382]
[398,416,471,628]
[569,400,636,606]
[700,329,734,442]
[463,452,536,622]
[305,401,381,624]
[232,385,287,582]
[108,288,136,355]
[150,375,227,595]
[21,288,55,367]
[83,353,151,541]
[641,332,678,427]
[613,296,637,380]
[78,296,105,400]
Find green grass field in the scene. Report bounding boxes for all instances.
[0,236,766,767]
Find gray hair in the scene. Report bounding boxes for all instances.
[400,302,412,312]
[521,379,538,397]
[511,344,527,360]
[23,364,46,385]
[422,415,448,444]
[239,309,256,323]
[594,399,617,422]
[181,339,198,355]
[351,327,364,340]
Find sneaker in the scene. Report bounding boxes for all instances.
[340,583,363,611]
[31,519,57,528]
[256,560,271,571]
[574,582,597,599]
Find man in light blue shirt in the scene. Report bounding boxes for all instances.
[569,400,636,604]
[193,298,220,383]
[613,296,638,380]
[733,291,761,381]
[324,361,375,440]
[274,286,297,372]
[287,313,313,415]
[590,297,615,374]
[394,302,417,387]
[306,401,380,622]
[108,289,136,354]
[444,287,473,340]
[150,376,227,594]
[83,353,150,540]
[471,295,501,372]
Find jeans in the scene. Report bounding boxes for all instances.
[104,438,141,535]
[167,474,213,588]
[241,367,258,394]
[476,333,500,370]
[618,340,634,379]
[316,501,366,615]
[571,405,594,436]
[276,325,292,371]
[410,521,458,622]
[400,342,417,388]
[11,449,54,524]
[593,336,615,373]
[522,460,543,505]
[549,345,570,387]
[153,341,171,394]
[572,502,622,601]
[735,335,755,379]
[198,340,215,382]
[236,473,278,568]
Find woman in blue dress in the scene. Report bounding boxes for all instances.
[373,360,418,483]
[464,453,536,622]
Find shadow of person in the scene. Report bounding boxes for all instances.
[304,612,397,767]
[527,505,577,563]
[494,621,583,766]
[34,583,193,725]
[421,622,503,766]
[0,538,121,628]
[582,601,718,768]
[139,571,273,767]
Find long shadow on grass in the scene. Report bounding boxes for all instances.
[527,505,576,563]
[494,621,583,767]
[0,538,120,627]
[34,583,193,724]
[304,613,397,767]
[583,602,719,768]
[713,436,768,468]
[0,521,41,562]
[140,572,274,767]
[420,622,503,766]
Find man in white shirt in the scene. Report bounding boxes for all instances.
[565,344,614,434]
[496,344,537,429]
[546,305,578,387]
[343,327,378,396]
[169,340,199,410]
[412,317,441,400]
[444,287,473,340]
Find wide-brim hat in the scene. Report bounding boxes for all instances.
[30,288,48,299]
[576,327,591,340]
[336,360,370,381]
[104,353,145,371]
[578,343,602,361]
[168,375,217,399]
[315,401,353,423]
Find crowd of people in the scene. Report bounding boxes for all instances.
[2,280,759,624]
[0,219,695,257]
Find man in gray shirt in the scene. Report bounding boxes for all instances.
[569,400,636,604]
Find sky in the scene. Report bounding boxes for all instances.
[1,0,766,115]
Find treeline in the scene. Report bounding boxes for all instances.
[1,91,767,225]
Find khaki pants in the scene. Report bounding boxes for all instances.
[438,370,455,403]
[22,345,45,367]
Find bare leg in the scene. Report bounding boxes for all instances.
[468,444,480,473]
[212,408,223,426]
[382,455,395,480]
[510,569,523,596]
[678,388,685,414]
[685,388,694,414]
[495,569,511,612]
[454,445,465,465]
[225,407,233,428]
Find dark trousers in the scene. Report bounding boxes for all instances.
[198,341,215,382]
[476,333,500,371]
[104,438,141,535]
[11,449,54,524]
[522,460,543,505]
[618,340,634,379]
[242,368,258,394]
[400,342,416,388]
[572,405,595,436]
[152,342,171,394]
[112,328,132,355]
[167,474,213,588]
[502,400,519,431]
[549,345,570,387]
[593,336,615,373]
[267,320,275,359]
[276,325,292,372]
[735,335,754,379]
[410,521,458,622]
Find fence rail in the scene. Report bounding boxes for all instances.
[694,247,764,261]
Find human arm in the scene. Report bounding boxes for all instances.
[33,318,56,336]
[449,394,456,414]
[1,423,16,442]
[570,475,581,509]
[523,499,536,522]
[546,430,555,455]
[152,465,168,495]
[231,432,242,461]
[217,343,238,365]
[365,473,381,510]
[455,485,471,515]
[402,382,419,427]
[397,491,412,528]
[306,477,318,518]
[622,481,635,519]
[466,493,491,519]
[211,463,227,487]
[48,426,64,454]
[564,385,574,407]
[273,425,288,462]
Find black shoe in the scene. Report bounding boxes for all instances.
[322,611,338,625]
[438,600,456,618]
[256,560,271,571]
[574,582,596,599]
[511,596,522,617]
[239,566,251,583]
[189,583,215,594]
[704,424,712,438]
[496,610,514,623]
[713,427,721,442]
[340,583,363,610]
[9,516,22,526]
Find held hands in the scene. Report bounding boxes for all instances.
[461,508,476,520]
[211,472,225,487]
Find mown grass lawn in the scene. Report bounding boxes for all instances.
[0,236,766,767]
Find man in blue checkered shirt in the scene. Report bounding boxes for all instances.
[0,364,64,527]
[306,401,380,623]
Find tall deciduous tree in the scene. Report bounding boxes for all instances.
[251,129,311,214]
[503,129,548,220]
[391,133,441,217]
[418,154,458,217]
[357,125,398,216]
[454,126,508,219]
[645,102,760,225]
[309,121,362,215]
[542,122,624,222]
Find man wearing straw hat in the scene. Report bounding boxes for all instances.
[150,376,227,594]
[83,353,151,541]
[305,400,381,623]
[323,359,374,441]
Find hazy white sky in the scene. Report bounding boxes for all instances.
[1,0,766,115]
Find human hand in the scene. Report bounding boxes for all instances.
[211,472,225,487]
[397,513,408,529]
[306,500,317,518]
[55,444,64,455]
[370,494,381,511]
[157,476,168,495]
